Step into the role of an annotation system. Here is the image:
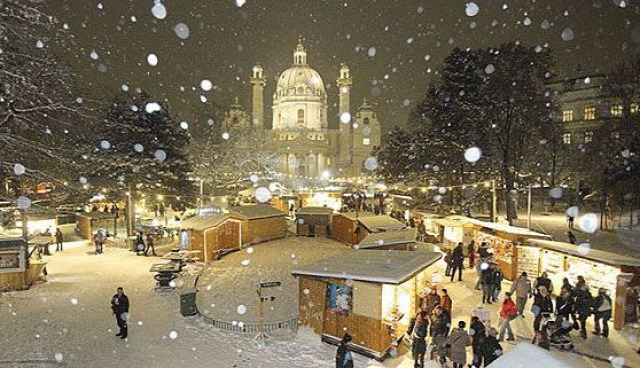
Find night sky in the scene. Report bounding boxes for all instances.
[44,0,640,133]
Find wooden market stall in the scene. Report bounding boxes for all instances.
[0,237,46,291]
[292,250,442,360]
[272,194,298,214]
[525,238,640,330]
[471,221,551,281]
[180,214,242,263]
[228,205,287,245]
[431,215,476,250]
[75,212,117,241]
[332,212,405,245]
[356,228,416,251]
[296,207,334,236]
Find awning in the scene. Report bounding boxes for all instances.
[528,238,640,267]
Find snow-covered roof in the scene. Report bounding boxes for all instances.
[357,228,415,249]
[431,215,476,228]
[357,216,406,232]
[296,206,334,215]
[229,204,286,220]
[181,214,231,231]
[473,220,551,238]
[291,250,441,284]
[528,238,640,267]
[490,343,576,368]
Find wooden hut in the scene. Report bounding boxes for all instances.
[292,250,441,360]
[0,237,46,291]
[180,214,242,263]
[356,228,416,251]
[332,212,405,245]
[525,238,640,330]
[75,212,117,241]
[296,207,334,236]
[228,205,287,245]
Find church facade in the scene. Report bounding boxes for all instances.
[224,39,381,181]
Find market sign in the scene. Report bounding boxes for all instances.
[259,281,281,288]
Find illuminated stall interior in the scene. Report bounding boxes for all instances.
[527,239,640,330]
[292,250,441,360]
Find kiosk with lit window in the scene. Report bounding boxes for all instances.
[292,250,441,360]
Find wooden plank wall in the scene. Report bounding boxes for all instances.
[247,217,287,244]
[331,215,358,244]
[298,276,390,355]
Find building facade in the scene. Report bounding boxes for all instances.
[223,39,381,182]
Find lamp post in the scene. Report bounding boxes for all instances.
[517,173,533,229]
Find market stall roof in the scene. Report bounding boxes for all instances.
[472,219,551,239]
[76,211,116,219]
[431,215,476,228]
[528,238,640,267]
[357,228,415,249]
[292,250,441,284]
[490,343,575,368]
[229,204,286,220]
[338,212,406,232]
[296,206,334,215]
[180,214,231,231]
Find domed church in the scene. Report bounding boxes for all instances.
[225,38,381,181]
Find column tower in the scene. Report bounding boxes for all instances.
[336,63,353,173]
[250,64,266,130]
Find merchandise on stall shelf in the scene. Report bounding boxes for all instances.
[540,250,563,281]
[517,246,541,277]
[474,232,515,265]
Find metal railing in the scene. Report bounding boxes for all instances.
[200,314,298,334]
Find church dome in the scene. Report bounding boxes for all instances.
[274,39,326,99]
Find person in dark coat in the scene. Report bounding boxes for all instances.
[144,233,157,256]
[560,277,574,296]
[335,333,354,368]
[491,264,503,302]
[567,231,577,244]
[532,286,554,332]
[555,290,576,325]
[481,327,503,366]
[449,243,464,282]
[444,249,453,276]
[478,242,490,259]
[574,278,593,339]
[469,315,486,367]
[430,306,451,366]
[408,311,429,368]
[421,286,440,315]
[533,272,554,295]
[135,231,145,255]
[55,228,64,252]
[111,287,129,339]
[481,265,496,305]
[467,240,476,268]
[592,288,612,338]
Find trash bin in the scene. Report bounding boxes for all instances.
[127,236,137,252]
[179,289,198,316]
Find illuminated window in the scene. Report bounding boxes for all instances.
[584,131,593,143]
[610,105,623,117]
[297,109,304,127]
[363,138,371,145]
[563,133,571,144]
[584,107,596,120]
[562,110,573,122]
[631,103,639,114]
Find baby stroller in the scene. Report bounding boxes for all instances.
[542,313,575,351]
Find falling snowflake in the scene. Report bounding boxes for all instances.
[13,164,25,175]
[339,112,351,124]
[168,330,178,340]
[151,2,167,19]
[236,305,247,315]
[364,157,378,171]
[173,23,190,39]
[465,2,479,17]
[154,149,167,162]
[17,196,31,210]
[200,79,213,91]
[147,53,158,66]
[464,147,482,163]
[578,213,599,233]
[255,187,272,203]
[549,187,563,199]
[561,28,575,41]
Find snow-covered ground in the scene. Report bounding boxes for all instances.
[1,240,638,368]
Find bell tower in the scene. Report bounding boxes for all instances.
[337,63,353,171]
[250,64,266,131]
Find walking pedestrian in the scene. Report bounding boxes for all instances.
[408,311,429,368]
[510,272,532,316]
[469,316,486,368]
[440,289,452,316]
[110,287,129,339]
[533,272,554,295]
[491,263,503,303]
[555,290,576,328]
[41,228,53,255]
[430,306,451,365]
[444,249,453,276]
[481,264,496,305]
[592,288,612,338]
[450,242,464,282]
[467,240,476,268]
[532,286,553,332]
[567,214,575,229]
[421,286,440,315]
[144,233,157,256]
[498,292,517,341]
[446,321,471,368]
[417,220,426,242]
[574,278,593,339]
[567,231,577,245]
[561,277,574,296]
[481,328,503,366]
[474,260,484,291]
[335,333,354,368]
[55,228,64,252]
[135,231,145,255]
